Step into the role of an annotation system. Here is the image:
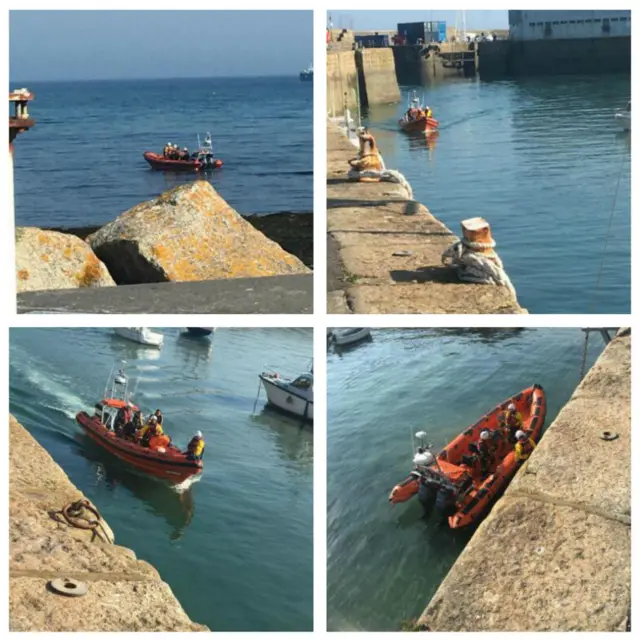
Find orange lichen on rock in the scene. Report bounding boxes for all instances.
[15,227,115,293]
[88,181,310,285]
[76,254,106,287]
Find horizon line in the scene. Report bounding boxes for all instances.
[9,72,308,84]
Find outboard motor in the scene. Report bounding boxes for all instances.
[435,485,458,519]
[418,476,440,516]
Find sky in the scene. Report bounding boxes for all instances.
[10,10,313,82]
[328,10,508,31]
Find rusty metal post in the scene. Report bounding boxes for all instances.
[460,216,498,259]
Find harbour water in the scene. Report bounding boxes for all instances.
[10,327,313,631]
[12,76,313,227]
[327,328,605,631]
[362,75,630,314]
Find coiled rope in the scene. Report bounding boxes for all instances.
[441,241,516,296]
[52,499,113,544]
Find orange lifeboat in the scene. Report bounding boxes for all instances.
[389,385,546,529]
[76,401,202,483]
[399,114,439,132]
[75,364,202,484]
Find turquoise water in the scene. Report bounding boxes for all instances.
[363,75,630,313]
[327,328,605,630]
[10,327,313,631]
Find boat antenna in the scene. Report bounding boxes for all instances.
[103,362,116,399]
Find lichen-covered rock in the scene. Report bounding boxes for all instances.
[15,227,115,293]
[87,181,310,285]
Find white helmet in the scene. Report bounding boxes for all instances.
[515,430,526,441]
[150,415,158,422]
[168,142,172,145]
[508,403,516,412]
[480,430,491,441]
[413,451,435,467]
[195,430,202,438]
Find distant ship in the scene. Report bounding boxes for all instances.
[299,64,313,81]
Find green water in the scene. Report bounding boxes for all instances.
[363,75,630,313]
[327,328,605,630]
[10,327,313,631]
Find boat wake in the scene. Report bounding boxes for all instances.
[171,474,202,494]
[20,363,88,420]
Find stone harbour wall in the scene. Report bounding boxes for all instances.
[9,415,208,632]
[326,122,524,314]
[418,329,630,631]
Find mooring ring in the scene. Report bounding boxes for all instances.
[600,431,619,441]
[48,578,88,597]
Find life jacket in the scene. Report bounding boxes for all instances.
[516,437,535,461]
[477,439,491,456]
[506,410,522,429]
[188,437,205,456]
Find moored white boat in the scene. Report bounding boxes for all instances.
[615,101,630,131]
[258,368,313,421]
[114,327,164,347]
[332,328,371,346]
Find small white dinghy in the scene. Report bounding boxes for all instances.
[114,327,164,347]
[332,328,371,346]
[615,100,631,131]
[258,366,313,422]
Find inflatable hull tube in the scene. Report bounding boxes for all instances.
[389,385,547,529]
[76,411,202,483]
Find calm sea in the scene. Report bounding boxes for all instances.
[327,328,605,630]
[10,327,313,631]
[362,75,630,313]
[12,76,312,227]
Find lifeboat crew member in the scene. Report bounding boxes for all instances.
[153,409,163,426]
[425,105,433,119]
[477,429,494,476]
[348,128,383,172]
[502,403,523,443]
[187,431,205,461]
[181,147,190,161]
[138,415,163,445]
[163,143,171,158]
[514,430,536,463]
[114,402,132,436]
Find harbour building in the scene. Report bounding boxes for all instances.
[508,10,631,41]
[480,10,631,76]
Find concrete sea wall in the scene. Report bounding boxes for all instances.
[327,51,359,116]
[418,329,630,631]
[327,48,400,115]
[9,415,208,632]
[355,48,401,106]
[326,123,524,314]
[479,36,631,77]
